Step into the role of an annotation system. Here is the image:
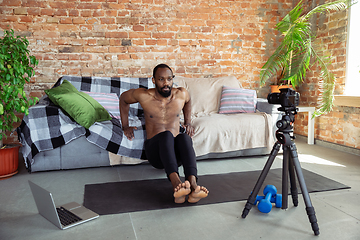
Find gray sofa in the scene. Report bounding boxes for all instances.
[18,75,280,173]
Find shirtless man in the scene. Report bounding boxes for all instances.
[120,64,208,204]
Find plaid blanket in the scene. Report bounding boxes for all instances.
[17,76,154,169]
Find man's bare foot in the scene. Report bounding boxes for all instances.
[173,180,191,204]
[188,185,209,203]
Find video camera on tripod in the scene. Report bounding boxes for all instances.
[268,88,300,137]
[241,87,320,236]
[267,87,300,110]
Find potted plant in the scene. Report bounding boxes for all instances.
[259,0,354,116]
[0,29,38,179]
[269,67,292,93]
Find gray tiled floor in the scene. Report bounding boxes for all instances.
[1,137,359,240]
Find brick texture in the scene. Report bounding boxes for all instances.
[1,0,359,150]
[293,0,359,150]
[1,0,293,90]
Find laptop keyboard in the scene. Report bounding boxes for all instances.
[56,207,83,226]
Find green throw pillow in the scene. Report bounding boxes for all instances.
[45,80,111,129]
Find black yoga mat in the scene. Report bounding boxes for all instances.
[83,168,350,215]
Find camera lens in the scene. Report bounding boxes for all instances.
[267,92,281,104]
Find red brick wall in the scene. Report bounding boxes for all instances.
[1,0,359,150]
[0,0,293,95]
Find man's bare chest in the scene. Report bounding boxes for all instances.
[142,99,184,119]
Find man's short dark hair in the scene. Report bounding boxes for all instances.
[153,64,173,78]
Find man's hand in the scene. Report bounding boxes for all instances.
[184,124,194,138]
[123,126,137,140]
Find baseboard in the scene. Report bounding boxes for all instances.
[295,134,360,156]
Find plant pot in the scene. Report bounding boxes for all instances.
[0,143,21,180]
[270,84,292,93]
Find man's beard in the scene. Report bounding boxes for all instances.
[156,84,172,98]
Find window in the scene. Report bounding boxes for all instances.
[345,2,360,96]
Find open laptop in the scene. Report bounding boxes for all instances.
[28,180,99,230]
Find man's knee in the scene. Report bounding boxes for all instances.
[153,131,175,148]
[175,133,193,146]
[159,130,174,140]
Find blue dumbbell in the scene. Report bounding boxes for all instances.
[255,185,282,213]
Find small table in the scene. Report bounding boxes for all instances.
[297,106,315,145]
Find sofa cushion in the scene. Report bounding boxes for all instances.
[45,80,111,129]
[174,76,242,116]
[83,91,120,119]
[191,112,274,157]
[218,86,257,114]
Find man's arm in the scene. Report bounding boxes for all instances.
[119,89,139,140]
[182,88,194,137]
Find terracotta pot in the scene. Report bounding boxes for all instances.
[270,84,292,93]
[0,143,21,180]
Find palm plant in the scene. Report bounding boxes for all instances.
[259,0,354,116]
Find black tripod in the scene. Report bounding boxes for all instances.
[241,106,320,236]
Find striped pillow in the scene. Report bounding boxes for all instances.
[218,86,257,114]
[83,91,120,119]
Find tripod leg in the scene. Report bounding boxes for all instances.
[289,143,320,236]
[288,153,298,207]
[282,146,289,209]
[241,141,281,218]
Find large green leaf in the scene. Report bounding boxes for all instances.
[304,0,352,21]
